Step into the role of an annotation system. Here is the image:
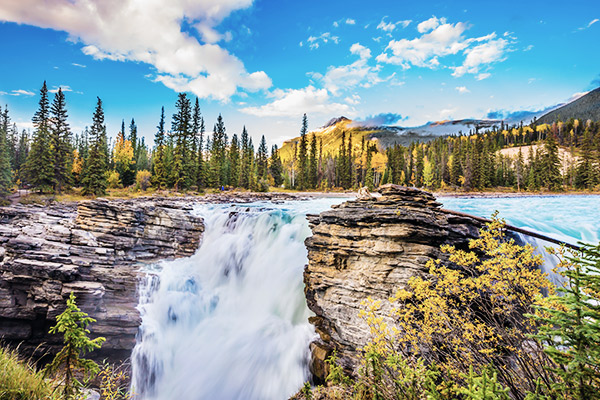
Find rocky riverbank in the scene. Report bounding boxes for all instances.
[0,197,204,363]
[303,184,485,381]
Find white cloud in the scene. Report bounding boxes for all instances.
[377,15,512,78]
[350,43,371,60]
[578,18,599,30]
[2,89,35,96]
[333,21,339,28]
[417,16,442,33]
[344,94,361,105]
[0,0,271,101]
[306,32,340,49]
[452,38,507,77]
[239,86,352,117]
[377,18,411,33]
[376,19,469,68]
[49,85,73,93]
[523,44,534,51]
[71,63,86,68]
[476,73,491,80]
[439,107,458,120]
[455,86,470,94]
[345,18,356,25]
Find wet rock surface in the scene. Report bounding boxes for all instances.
[0,198,204,363]
[303,184,484,381]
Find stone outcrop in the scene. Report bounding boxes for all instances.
[304,185,484,381]
[0,198,204,362]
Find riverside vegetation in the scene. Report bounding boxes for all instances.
[1,82,600,205]
[294,215,600,400]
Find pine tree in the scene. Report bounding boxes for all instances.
[229,133,240,187]
[0,111,12,199]
[256,135,268,179]
[81,97,108,196]
[297,114,308,189]
[171,93,192,190]
[129,118,138,172]
[196,115,206,189]
[269,144,284,187]
[515,146,525,191]
[309,132,318,189]
[152,107,167,189]
[210,114,228,187]
[25,81,54,192]
[240,126,251,189]
[575,128,596,189]
[48,88,72,192]
[543,134,562,191]
[191,97,201,187]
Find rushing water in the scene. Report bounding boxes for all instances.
[131,194,599,399]
[130,198,351,400]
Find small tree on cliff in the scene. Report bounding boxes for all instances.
[44,292,105,399]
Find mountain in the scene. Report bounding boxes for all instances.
[537,87,600,124]
[278,117,498,163]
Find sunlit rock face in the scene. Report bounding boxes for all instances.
[304,185,483,381]
[0,198,204,363]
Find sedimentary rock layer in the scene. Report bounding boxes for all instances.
[0,198,204,362]
[304,185,483,381]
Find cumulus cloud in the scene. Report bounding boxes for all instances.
[346,18,356,25]
[349,112,406,127]
[306,32,340,49]
[417,16,442,33]
[452,38,507,77]
[377,18,411,33]
[311,43,387,96]
[455,86,470,94]
[239,86,351,117]
[377,15,512,78]
[0,0,271,101]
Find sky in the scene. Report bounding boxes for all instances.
[0,0,599,147]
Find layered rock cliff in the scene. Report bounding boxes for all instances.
[304,185,484,381]
[0,198,203,362]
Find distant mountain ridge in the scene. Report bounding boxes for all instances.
[537,87,600,124]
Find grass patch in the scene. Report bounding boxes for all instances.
[0,346,58,400]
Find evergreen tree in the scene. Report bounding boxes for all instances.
[137,138,150,171]
[129,118,138,171]
[515,146,525,191]
[191,97,201,187]
[256,135,268,179]
[152,107,168,189]
[229,133,240,187]
[81,97,108,196]
[269,144,284,187]
[25,81,54,192]
[309,132,318,189]
[297,114,308,189]
[0,111,12,199]
[116,120,135,186]
[196,115,206,189]
[171,93,192,190]
[15,129,29,177]
[240,126,251,189]
[210,114,228,187]
[49,88,72,192]
[543,134,562,191]
[575,128,596,189]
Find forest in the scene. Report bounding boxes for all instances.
[1,81,600,201]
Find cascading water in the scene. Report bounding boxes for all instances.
[131,198,350,400]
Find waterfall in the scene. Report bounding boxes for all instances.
[130,199,348,400]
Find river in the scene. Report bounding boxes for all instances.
[130,194,599,400]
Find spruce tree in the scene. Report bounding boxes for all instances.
[256,135,268,179]
[25,81,54,192]
[269,144,284,187]
[0,112,12,199]
[191,97,201,187]
[575,128,596,189]
[309,132,318,189]
[210,114,228,187]
[152,107,168,189]
[240,126,251,189]
[229,133,240,187]
[129,118,138,172]
[81,97,108,196]
[196,115,206,189]
[297,114,308,189]
[171,93,192,190]
[49,88,73,192]
[543,134,562,191]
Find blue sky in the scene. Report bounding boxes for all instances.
[0,0,599,147]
